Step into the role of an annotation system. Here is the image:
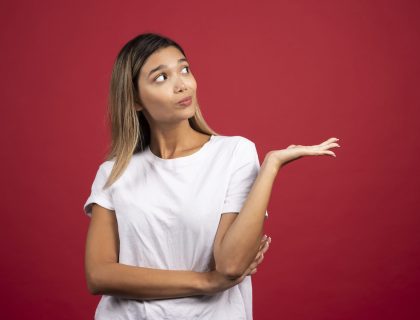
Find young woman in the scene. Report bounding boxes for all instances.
[83,32,340,319]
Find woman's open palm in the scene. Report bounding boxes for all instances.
[268,137,340,168]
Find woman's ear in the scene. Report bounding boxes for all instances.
[134,102,143,112]
[134,95,144,112]
[134,90,146,112]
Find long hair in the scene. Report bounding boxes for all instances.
[103,32,219,188]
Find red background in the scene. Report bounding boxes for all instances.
[1,0,419,319]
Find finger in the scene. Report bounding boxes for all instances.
[323,150,336,157]
[257,243,270,265]
[254,238,271,267]
[258,237,268,251]
[256,238,270,258]
[253,236,271,261]
[260,247,267,260]
[251,252,264,269]
[310,143,339,153]
[261,240,270,255]
[253,252,266,269]
[260,234,268,243]
[308,144,338,156]
[257,253,264,264]
[321,142,340,149]
[246,266,257,276]
[320,137,339,146]
[256,242,268,259]
[244,268,252,276]
[245,263,256,276]
[248,259,258,271]
[249,260,258,270]
[259,239,268,251]
[248,253,266,275]
[321,137,339,145]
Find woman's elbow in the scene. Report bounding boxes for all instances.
[86,267,104,295]
[216,262,244,280]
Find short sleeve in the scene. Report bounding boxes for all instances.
[83,163,115,218]
[221,138,269,219]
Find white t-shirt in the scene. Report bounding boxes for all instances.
[83,134,268,320]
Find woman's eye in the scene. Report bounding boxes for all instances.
[155,74,166,82]
[154,66,190,83]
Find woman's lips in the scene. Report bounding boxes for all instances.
[177,96,192,106]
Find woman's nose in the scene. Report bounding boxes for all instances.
[175,79,187,92]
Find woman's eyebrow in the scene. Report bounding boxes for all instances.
[147,58,188,78]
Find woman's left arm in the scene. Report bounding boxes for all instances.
[214,156,279,278]
[214,137,340,278]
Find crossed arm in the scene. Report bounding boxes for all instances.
[85,156,279,299]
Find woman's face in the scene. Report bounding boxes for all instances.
[136,46,197,125]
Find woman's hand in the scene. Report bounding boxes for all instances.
[266,137,340,169]
[204,235,271,295]
[242,234,271,276]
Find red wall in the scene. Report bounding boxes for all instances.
[1,0,419,319]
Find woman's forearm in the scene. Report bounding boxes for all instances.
[215,156,280,278]
[89,262,210,300]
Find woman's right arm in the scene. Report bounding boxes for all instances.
[85,204,267,300]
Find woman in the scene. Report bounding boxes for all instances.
[83,32,340,319]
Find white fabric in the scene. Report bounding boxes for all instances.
[83,134,268,320]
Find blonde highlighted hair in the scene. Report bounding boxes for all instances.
[103,32,219,188]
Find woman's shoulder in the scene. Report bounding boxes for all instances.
[93,158,116,178]
[100,158,116,169]
[213,134,256,153]
[209,135,257,163]
[213,134,255,146]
